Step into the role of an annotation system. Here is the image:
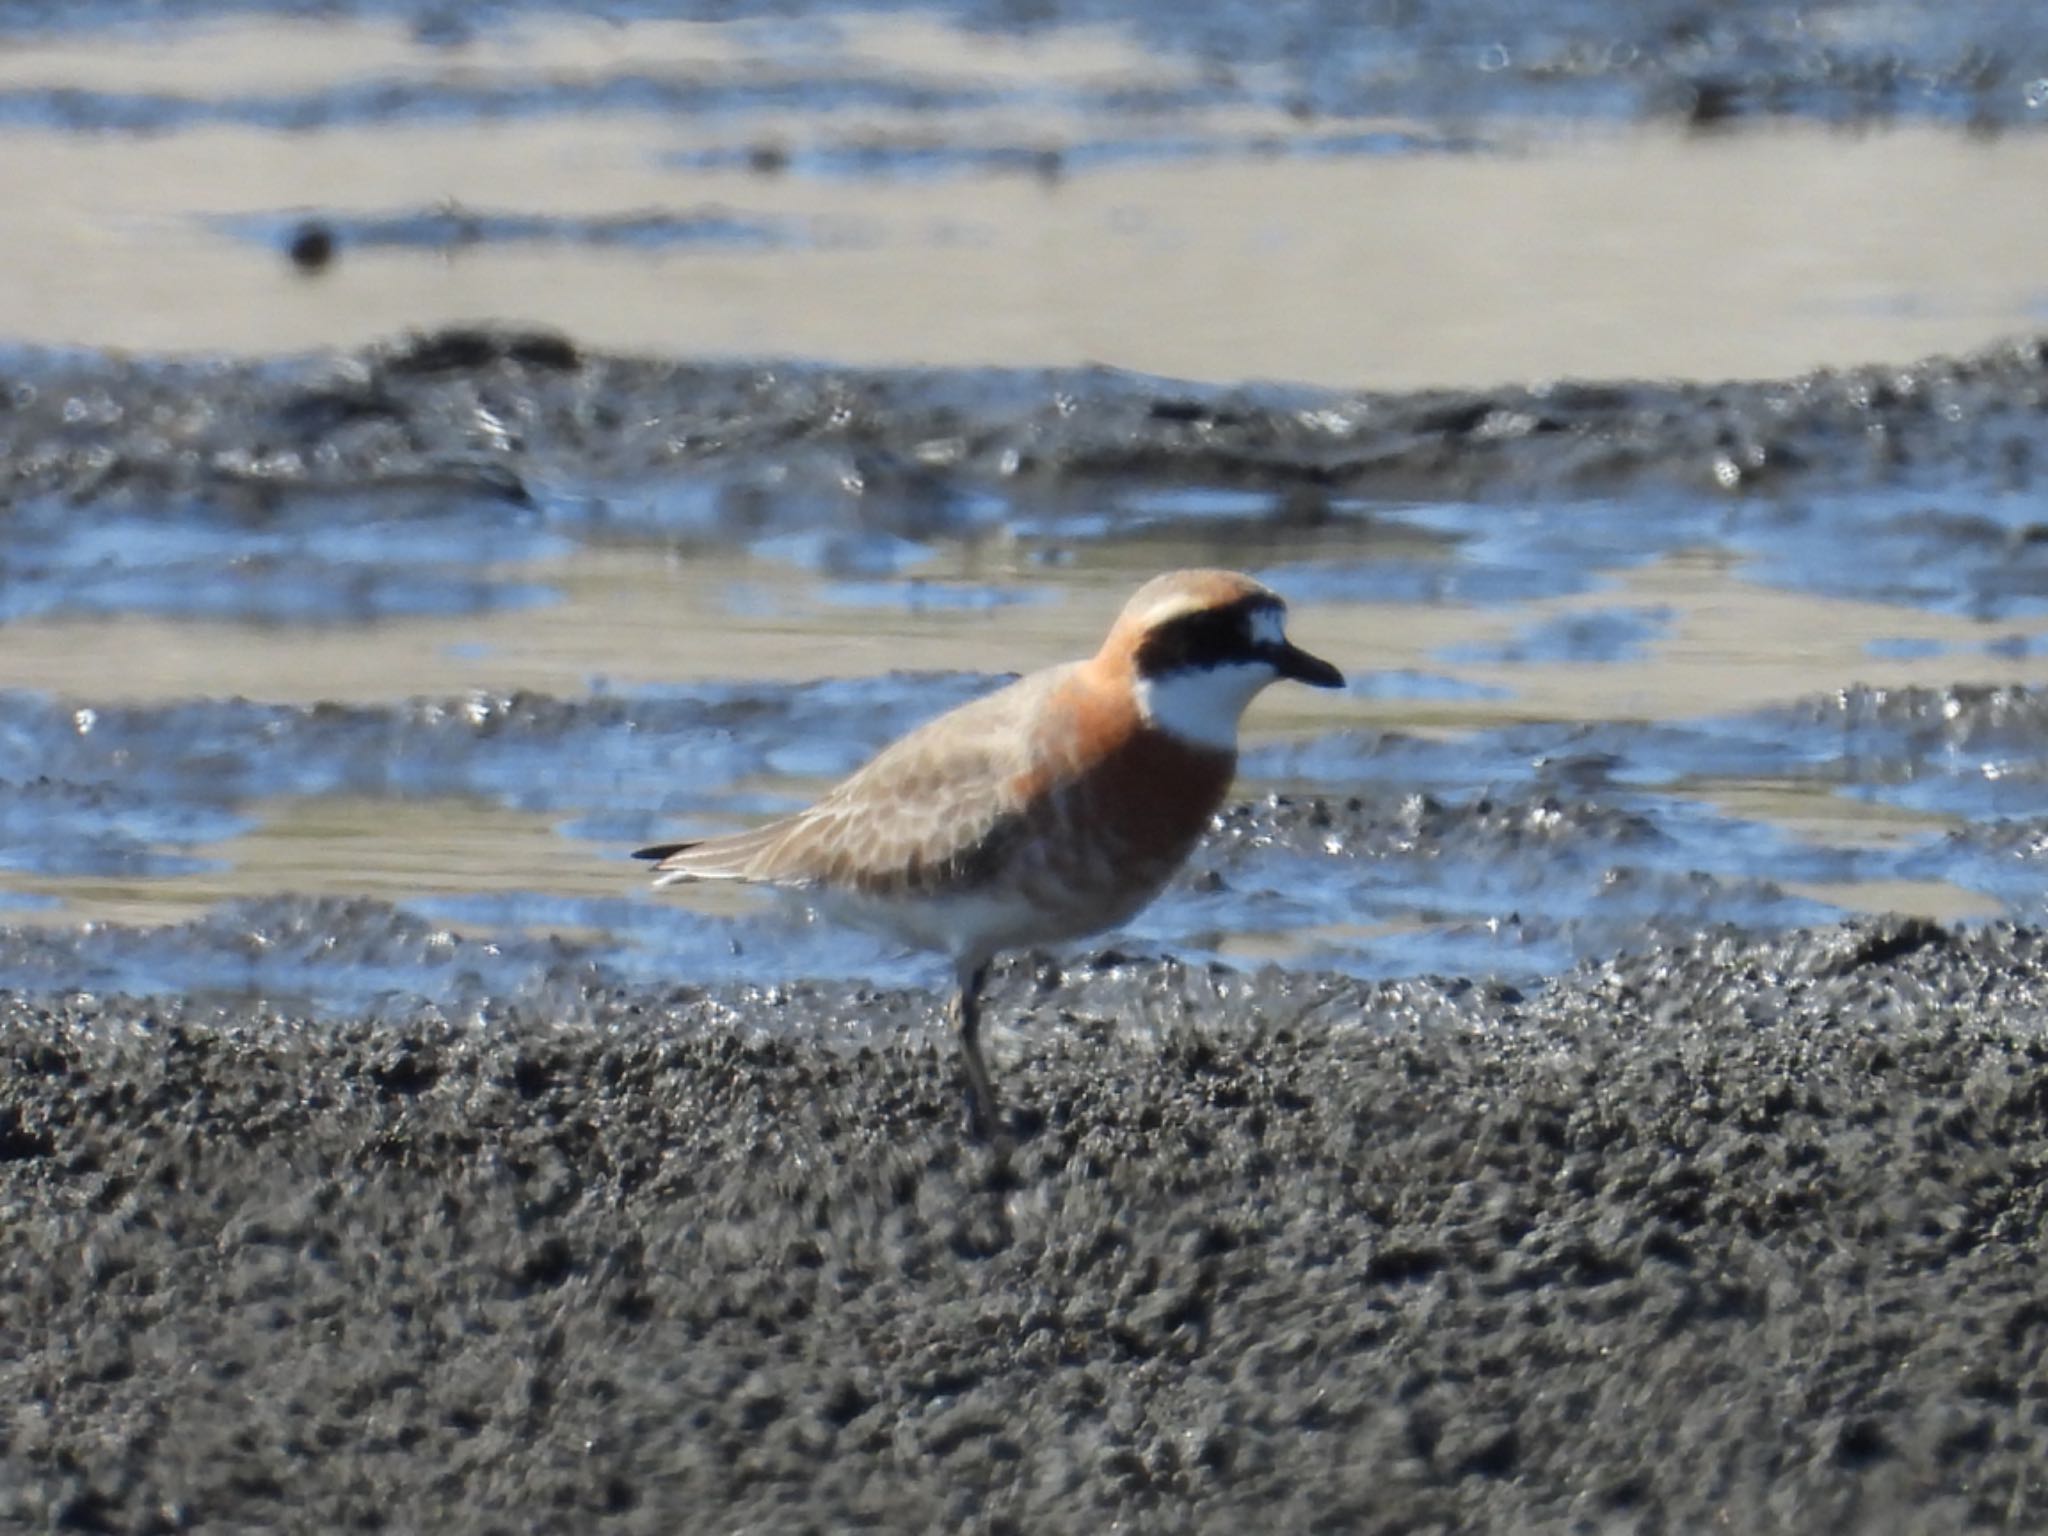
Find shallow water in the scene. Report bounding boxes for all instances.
[7,6,2048,1010]
[6,13,2048,385]
[8,464,2048,1002]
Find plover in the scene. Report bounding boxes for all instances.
[636,568,1343,1135]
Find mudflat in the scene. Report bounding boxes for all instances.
[6,918,2046,1533]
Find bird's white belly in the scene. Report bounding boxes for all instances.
[813,877,1134,965]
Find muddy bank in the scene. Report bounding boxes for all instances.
[4,917,2046,1533]
[10,327,2048,517]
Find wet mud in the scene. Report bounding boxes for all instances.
[13,325,2048,512]
[7,918,2048,1533]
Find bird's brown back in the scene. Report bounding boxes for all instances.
[646,656,1235,917]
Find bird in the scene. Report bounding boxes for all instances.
[635,568,1344,1137]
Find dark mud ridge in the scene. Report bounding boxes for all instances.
[11,326,2048,519]
[7,915,2048,1533]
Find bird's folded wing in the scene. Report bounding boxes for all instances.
[648,670,1059,893]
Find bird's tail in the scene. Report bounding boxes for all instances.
[633,824,800,886]
[632,840,699,887]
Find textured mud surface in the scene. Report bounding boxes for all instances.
[6,918,2048,1534]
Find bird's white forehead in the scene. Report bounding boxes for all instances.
[1247,606,1287,646]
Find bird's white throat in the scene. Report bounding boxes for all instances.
[1134,662,1274,751]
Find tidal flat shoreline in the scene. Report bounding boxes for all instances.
[5,919,2046,1533]
[10,327,2048,1529]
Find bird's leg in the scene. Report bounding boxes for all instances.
[952,958,997,1139]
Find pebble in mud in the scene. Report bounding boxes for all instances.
[286,219,336,273]
[3,917,2047,1532]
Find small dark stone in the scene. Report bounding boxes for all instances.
[286,220,336,273]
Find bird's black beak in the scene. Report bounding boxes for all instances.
[1272,640,1345,689]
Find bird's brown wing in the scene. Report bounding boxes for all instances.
[638,668,1066,895]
